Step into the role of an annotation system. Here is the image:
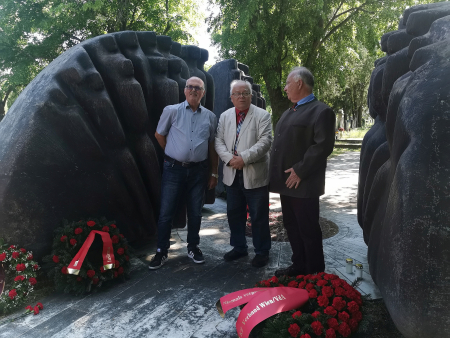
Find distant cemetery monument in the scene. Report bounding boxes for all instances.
[358,1,450,337]
[0,31,265,259]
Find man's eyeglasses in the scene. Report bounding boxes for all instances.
[185,85,204,91]
[231,92,251,97]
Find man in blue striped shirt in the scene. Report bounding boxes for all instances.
[149,76,219,270]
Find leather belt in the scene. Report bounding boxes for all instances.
[164,155,207,168]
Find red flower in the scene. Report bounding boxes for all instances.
[300,334,311,338]
[338,322,351,337]
[16,263,26,271]
[334,286,345,296]
[117,248,124,255]
[311,321,323,336]
[100,266,105,273]
[125,255,129,261]
[118,267,124,275]
[292,311,302,319]
[92,278,99,285]
[60,235,67,242]
[8,289,17,299]
[25,305,33,311]
[338,311,350,322]
[33,264,39,270]
[74,227,83,235]
[33,306,39,315]
[325,328,336,338]
[27,254,33,260]
[20,248,27,253]
[316,279,328,287]
[327,318,339,329]
[36,302,44,310]
[29,277,37,286]
[111,235,119,244]
[288,281,298,288]
[87,220,96,227]
[52,255,59,263]
[269,276,279,284]
[322,286,334,298]
[332,297,346,311]
[264,280,271,287]
[352,310,363,322]
[298,281,306,289]
[308,289,318,299]
[115,260,120,268]
[70,238,77,246]
[12,251,20,259]
[9,245,16,249]
[317,295,329,307]
[348,318,358,332]
[110,224,117,229]
[305,283,314,291]
[311,311,320,318]
[102,226,110,232]
[61,266,68,274]
[87,270,96,278]
[14,275,25,282]
[0,253,6,261]
[324,306,337,317]
[295,274,305,279]
[288,323,301,337]
[347,301,359,313]
[76,276,83,282]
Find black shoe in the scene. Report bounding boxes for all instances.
[188,246,205,264]
[223,248,248,262]
[274,265,305,277]
[252,254,269,268]
[148,251,168,270]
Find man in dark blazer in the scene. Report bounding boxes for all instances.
[270,67,335,277]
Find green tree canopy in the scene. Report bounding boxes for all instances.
[208,0,432,125]
[0,0,201,118]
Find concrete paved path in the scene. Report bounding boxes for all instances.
[0,151,380,338]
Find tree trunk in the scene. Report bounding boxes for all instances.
[264,79,291,128]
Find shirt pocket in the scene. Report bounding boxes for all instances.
[198,122,210,141]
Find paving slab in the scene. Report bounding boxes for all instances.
[0,151,380,338]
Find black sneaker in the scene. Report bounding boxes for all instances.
[187,246,205,264]
[224,248,248,262]
[252,254,269,268]
[148,251,168,270]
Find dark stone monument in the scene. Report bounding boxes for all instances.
[358,2,450,336]
[0,31,214,259]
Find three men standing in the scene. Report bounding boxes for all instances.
[149,76,218,270]
[270,67,335,277]
[215,80,272,268]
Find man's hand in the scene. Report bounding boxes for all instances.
[208,176,218,190]
[285,168,301,189]
[229,155,245,170]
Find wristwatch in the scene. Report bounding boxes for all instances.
[211,173,219,178]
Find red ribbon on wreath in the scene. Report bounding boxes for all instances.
[67,230,115,275]
[217,287,309,338]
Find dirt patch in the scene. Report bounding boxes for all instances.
[246,213,339,242]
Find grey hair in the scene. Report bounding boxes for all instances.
[290,67,314,90]
[230,80,253,96]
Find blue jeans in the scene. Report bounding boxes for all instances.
[157,159,208,252]
[226,170,271,255]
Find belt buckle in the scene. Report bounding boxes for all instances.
[182,162,190,167]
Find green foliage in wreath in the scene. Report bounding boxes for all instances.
[0,238,40,314]
[43,218,131,295]
[249,273,371,338]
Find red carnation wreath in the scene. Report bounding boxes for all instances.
[0,239,40,313]
[250,273,368,338]
[44,218,131,294]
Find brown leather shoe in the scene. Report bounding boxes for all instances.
[274,265,305,277]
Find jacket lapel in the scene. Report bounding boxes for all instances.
[236,105,254,146]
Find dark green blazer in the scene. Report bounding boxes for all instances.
[269,100,335,198]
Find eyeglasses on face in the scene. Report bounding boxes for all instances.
[231,92,251,97]
[185,85,204,91]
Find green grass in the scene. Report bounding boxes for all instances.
[341,127,371,139]
[328,147,360,159]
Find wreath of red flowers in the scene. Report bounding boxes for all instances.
[0,240,40,313]
[251,272,367,338]
[44,218,131,295]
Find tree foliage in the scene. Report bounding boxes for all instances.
[0,0,201,118]
[208,0,432,126]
